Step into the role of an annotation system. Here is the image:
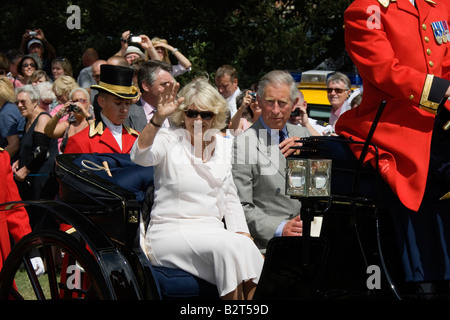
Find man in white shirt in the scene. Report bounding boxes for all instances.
[215,65,241,117]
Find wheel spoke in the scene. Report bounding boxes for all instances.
[7,285,24,300]
[42,246,59,300]
[22,256,45,300]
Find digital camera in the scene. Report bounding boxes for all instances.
[290,108,302,117]
[127,34,142,44]
[69,104,80,113]
[29,31,37,38]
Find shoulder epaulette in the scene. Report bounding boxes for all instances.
[378,0,393,8]
[89,121,105,138]
[378,0,437,7]
[89,121,140,137]
[123,125,140,136]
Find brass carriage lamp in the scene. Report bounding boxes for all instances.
[285,158,332,198]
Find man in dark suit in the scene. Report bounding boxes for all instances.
[232,70,312,252]
[64,65,140,154]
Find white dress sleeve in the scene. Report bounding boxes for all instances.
[130,128,171,167]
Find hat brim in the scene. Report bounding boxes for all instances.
[91,84,140,100]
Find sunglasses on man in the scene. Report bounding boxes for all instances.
[326,88,348,94]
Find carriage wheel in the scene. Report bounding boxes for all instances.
[0,230,114,300]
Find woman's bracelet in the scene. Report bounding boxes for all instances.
[172,48,179,54]
[150,117,162,128]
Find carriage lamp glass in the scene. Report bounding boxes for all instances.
[286,158,332,197]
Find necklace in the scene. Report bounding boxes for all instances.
[202,139,216,163]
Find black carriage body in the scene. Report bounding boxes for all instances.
[54,153,143,247]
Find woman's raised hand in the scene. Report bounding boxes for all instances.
[156,81,184,119]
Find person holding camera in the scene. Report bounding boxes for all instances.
[44,87,94,153]
[116,31,160,62]
[19,29,56,79]
[228,87,261,136]
[150,37,192,78]
[288,90,332,136]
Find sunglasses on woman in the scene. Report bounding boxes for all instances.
[185,109,215,120]
[22,63,36,68]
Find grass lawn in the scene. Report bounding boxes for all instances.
[13,268,54,300]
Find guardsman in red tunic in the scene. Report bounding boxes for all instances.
[340,0,450,289]
[0,148,43,275]
[64,65,140,154]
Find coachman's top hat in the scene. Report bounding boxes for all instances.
[91,65,139,100]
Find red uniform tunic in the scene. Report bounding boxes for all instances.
[63,121,139,154]
[337,0,450,211]
[0,150,32,272]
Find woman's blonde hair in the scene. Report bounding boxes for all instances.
[0,76,16,103]
[151,37,170,64]
[52,75,78,97]
[170,77,229,130]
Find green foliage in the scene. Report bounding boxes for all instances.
[0,0,352,88]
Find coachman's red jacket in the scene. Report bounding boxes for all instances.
[0,150,32,272]
[337,0,450,211]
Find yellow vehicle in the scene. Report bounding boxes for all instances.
[297,70,333,121]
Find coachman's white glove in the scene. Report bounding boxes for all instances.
[30,257,45,277]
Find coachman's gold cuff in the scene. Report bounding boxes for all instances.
[419,74,439,115]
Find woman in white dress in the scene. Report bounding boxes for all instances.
[130,77,264,300]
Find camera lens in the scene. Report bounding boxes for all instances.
[291,108,301,117]
[69,104,80,112]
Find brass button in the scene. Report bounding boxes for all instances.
[427,49,432,55]
[425,36,430,42]
[409,95,414,100]
[422,24,427,31]
[429,61,434,67]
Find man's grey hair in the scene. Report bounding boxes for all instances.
[257,70,298,102]
[137,60,173,92]
[326,72,351,90]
